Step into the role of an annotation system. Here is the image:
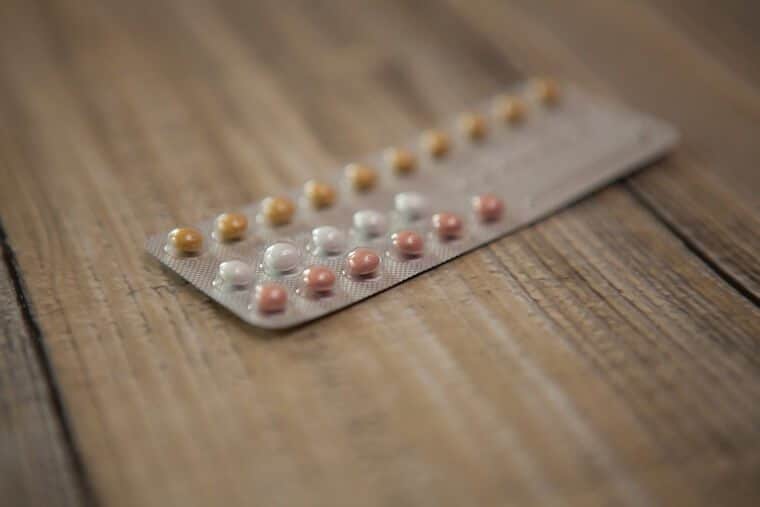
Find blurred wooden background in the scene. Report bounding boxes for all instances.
[1,0,759,506]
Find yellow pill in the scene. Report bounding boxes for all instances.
[421,130,450,158]
[168,227,203,254]
[261,196,296,226]
[533,78,560,105]
[345,163,377,192]
[384,147,416,175]
[458,113,487,140]
[493,95,526,124]
[215,212,248,241]
[304,180,336,209]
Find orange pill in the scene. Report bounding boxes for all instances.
[392,230,425,257]
[384,147,416,175]
[302,265,336,292]
[421,130,450,158]
[458,113,487,140]
[215,212,248,241]
[168,227,203,254]
[262,196,296,226]
[473,194,504,222]
[533,78,560,106]
[493,95,526,124]
[432,212,463,239]
[346,247,380,277]
[256,283,288,313]
[304,180,336,209]
[345,163,377,192]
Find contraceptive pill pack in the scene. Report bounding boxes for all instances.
[146,79,678,329]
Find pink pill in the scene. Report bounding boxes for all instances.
[473,194,504,222]
[256,283,288,313]
[392,230,425,257]
[432,212,463,239]
[346,247,380,277]
[303,265,336,292]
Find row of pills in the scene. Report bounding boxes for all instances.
[165,193,504,256]
[219,237,428,314]
[182,79,560,235]
[219,247,384,314]
[216,246,381,291]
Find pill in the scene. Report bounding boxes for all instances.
[256,283,288,313]
[304,179,336,209]
[353,210,387,237]
[458,113,487,140]
[421,130,450,158]
[346,247,381,277]
[215,212,248,241]
[394,191,427,220]
[392,230,425,257]
[263,242,300,273]
[345,163,377,192]
[218,260,254,287]
[384,147,416,175]
[473,194,504,222]
[493,95,525,124]
[432,212,463,239]
[533,78,560,105]
[261,196,296,226]
[311,226,346,255]
[168,227,203,255]
[303,265,336,293]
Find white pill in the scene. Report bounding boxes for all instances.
[218,260,254,287]
[311,226,346,255]
[263,242,300,273]
[353,210,387,237]
[394,192,427,220]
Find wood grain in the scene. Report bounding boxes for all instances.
[1,0,759,506]
[1,226,86,507]
[454,0,760,298]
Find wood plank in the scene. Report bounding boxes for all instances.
[451,0,760,298]
[0,0,759,506]
[642,0,760,85]
[0,225,87,506]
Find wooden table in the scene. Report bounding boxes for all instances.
[2,1,759,506]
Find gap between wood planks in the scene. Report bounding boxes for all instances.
[0,218,99,507]
[624,178,760,309]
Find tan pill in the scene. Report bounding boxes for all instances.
[458,113,487,140]
[304,180,336,209]
[168,227,203,255]
[261,196,296,226]
[345,163,377,192]
[302,265,336,293]
[533,78,560,105]
[346,247,380,277]
[421,130,450,158]
[473,194,504,222]
[215,212,248,241]
[391,230,425,257]
[432,212,463,239]
[493,95,526,124]
[256,283,288,313]
[384,147,416,175]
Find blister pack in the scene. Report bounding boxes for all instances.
[145,80,678,329]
